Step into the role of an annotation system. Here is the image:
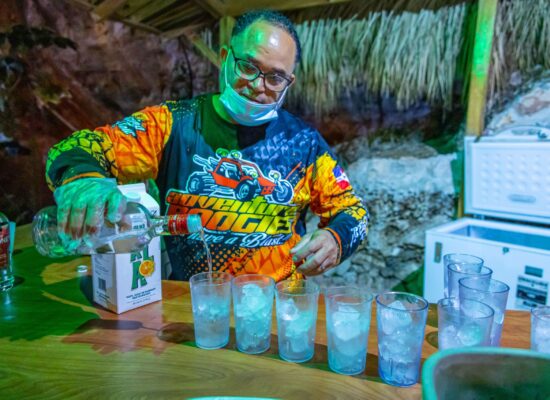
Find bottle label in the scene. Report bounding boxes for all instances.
[167,215,189,235]
[0,223,9,269]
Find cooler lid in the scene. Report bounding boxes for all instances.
[464,125,550,225]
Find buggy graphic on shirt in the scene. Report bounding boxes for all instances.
[186,149,294,204]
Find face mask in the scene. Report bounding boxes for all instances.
[219,52,288,126]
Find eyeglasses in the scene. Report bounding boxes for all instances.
[230,47,292,92]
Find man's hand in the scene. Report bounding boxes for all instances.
[54,178,126,242]
[290,229,340,276]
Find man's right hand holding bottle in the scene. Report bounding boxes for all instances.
[53,178,127,244]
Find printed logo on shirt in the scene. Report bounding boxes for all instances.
[333,165,350,190]
[187,149,294,205]
[112,114,147,138]
[165,149,297,248]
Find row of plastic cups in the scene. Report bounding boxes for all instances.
[189,271,430,387]
[441,253,550,354]
[441,254,510,349]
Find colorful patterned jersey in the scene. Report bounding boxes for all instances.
[46,95,368,281]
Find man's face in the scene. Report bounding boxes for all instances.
[220,20,297,104]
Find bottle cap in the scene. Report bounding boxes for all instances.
[167,214,202,235]
[187,214,203,233]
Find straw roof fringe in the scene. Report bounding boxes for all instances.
[194,0,547,117]
[488,0,550,112]
[286,4,467,116]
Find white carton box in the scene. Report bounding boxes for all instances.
[92,183,162,314]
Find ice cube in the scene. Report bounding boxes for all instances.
[439,325,461,349]
[457,323,484,346]
[380,301,412,335]
[332,306,363,341]
[236,283,271,320]
[287,312,314,336]
[279,298,300,322]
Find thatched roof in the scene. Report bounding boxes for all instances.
[68,0,470,36]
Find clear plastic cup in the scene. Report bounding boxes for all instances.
[376,292,429,387]
[438,297,494,350]
[531,305,550,354]
[443,254,484,298]
[190,271,232,350]
[459,277,510,346]
[275,280,319,363]
[326,291,373,375]
[232,274,275,354]
[447,262,492,299]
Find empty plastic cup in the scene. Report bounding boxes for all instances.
[446,263,492,299]
[443,254,484,298]
[190,271,232,350]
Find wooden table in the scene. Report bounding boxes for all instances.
[0,225,531,399]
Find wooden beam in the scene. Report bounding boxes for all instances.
[146,2,198,28]
[188,34,220,68]
[93,0,128,20]
[460,0,498,218]
[224,0,353,16]
[128,0,178,23]
[116,0,151,18]
[191,0,224,18]
[465,0,498,137]
[165,28,220,68]
[219,15,235,48]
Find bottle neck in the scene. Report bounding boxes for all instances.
[157,214,195,235]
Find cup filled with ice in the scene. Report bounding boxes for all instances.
[190,271,232,350]
[275,279,319,363]
[437,297,494,350]
[325,289,373,375]
[232,274,275,354]
[531,305,550,354]
[459,277,510,346]
[376,292,429,387]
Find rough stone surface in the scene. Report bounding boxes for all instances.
[487,78,550,133]
[309,139,457,292]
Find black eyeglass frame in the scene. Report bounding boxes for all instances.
[229,47,293,93]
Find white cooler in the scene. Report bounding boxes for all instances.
[424,127,550,310]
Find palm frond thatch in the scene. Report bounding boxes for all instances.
[488,0,550,112]
[288,4,467,116]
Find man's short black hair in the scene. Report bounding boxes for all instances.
[231,9,301,65]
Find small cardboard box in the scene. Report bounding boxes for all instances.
[92,183,162,314]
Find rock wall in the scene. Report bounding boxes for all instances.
[309,138,458,292]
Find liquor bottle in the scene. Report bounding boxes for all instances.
[32,198,202,258]
[0,211,14,291]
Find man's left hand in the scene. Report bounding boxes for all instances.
[290,229,340,276]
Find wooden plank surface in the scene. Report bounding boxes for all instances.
[0,225,531,399]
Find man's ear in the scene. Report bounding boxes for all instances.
[289,73,296,87]
[219,45,229,63]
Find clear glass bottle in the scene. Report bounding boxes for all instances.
[0,211,14,291]
[32,199,202,258]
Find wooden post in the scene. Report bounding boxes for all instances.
[460,0,498,218]
[465,0,498,137]
[220,16,236,49]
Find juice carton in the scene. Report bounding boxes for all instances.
[92,183,162,314]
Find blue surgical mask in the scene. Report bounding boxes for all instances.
[219,52,288,126]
